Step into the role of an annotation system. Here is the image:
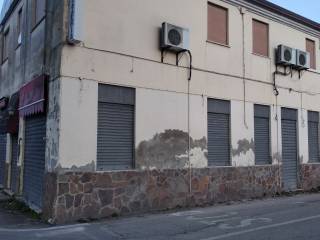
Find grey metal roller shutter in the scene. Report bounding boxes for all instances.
[308,111,319,163]
[254,105,271,165]
[207,99,230,166]
[10,135,19,193]
[281,108,298,191]
[23,115,46,209]
[0,134,6,186]
[97,84,135,171]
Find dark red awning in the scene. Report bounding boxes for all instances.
[19,75,47,117]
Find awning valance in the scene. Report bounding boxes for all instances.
[19,75,47,117]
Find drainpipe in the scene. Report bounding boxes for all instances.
[240,7,248,129]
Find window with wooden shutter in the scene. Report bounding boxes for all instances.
[2,29,9,63]
[31,0,46,29]
[306,39,316,69]
[252,19,269,57]
[17,8,22,46]
[207,3,228,45]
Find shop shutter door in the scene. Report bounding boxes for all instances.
[254,105,270,165]
[23,115,46,209]
[281,108,298,191]
[10,135,19,193]
[207,99,230,166]
[308,111,319,163]
[97,85,135,171]
[0,134,6,186]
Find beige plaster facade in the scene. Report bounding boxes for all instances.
[54,0,320,170]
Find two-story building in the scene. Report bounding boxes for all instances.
[1,0,320,223]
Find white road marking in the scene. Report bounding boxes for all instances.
[0,223,89,232]
[186,212,238,221]
[200,214,320,240]
[218,218,272,229]
[35,226,85,238]
[200,217,240,226]
[171,210,203,217]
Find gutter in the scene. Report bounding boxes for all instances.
[244,0,320,32]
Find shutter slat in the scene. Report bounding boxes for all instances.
[281,111,298,191]
[10,136,19,193]
[0,134,6,186]
[97,102,134,171]
[254,114,270,165]
[23,116,46,209]
[308,117,319,163]
[208,111,230,167]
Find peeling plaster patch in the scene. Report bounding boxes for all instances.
[272,152,282,164]
[232,139,255,157]
[54,161,95,173]
[299,155,304,164]
[136,129,207,170]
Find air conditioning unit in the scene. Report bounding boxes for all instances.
[161,22,189,52]
[276,45,296,66]
[295,49,310,70]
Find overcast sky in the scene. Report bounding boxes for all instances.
[0,0,319,23]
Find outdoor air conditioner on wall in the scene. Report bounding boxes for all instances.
[295,49,310,70]
[160,22,189,52]
[276,45,296,66]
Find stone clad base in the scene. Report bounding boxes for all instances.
[43,166,281,224]
[300,164,320,191]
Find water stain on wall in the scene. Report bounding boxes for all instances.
[136,129,207,170]
[232,138,255,157]
[54,161,96,173]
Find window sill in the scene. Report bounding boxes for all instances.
[252,52,270,60]
[30,16,46,34]
[1,58,8,66]
[206,40,230,48]
[15,43,21,50]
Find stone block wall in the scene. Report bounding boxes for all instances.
[43,165,281,224]
[300,164,320,191]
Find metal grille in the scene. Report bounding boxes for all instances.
[281,108,298,191]
[208,112,230,166]
[0,134,6,186]
[254,105,270,165]
[23,115,46,209]
[10,135,18,193]
[308,111,319,163]
[97,102,134,170]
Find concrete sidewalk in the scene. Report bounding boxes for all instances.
[0,192,46,229]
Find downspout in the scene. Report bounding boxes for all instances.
[187,50,192,194]
[240,7,248,129]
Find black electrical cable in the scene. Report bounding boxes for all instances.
[187,50,192,81]
[273,72,279,96]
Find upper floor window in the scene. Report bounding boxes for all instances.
[31,0,46,29]
[306,38,316,69]
[2,29,9,63]
[17,8,22,46]
[207,3,228,45]
[252,19,269,57]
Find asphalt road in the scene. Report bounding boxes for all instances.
[1,193,320,240]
